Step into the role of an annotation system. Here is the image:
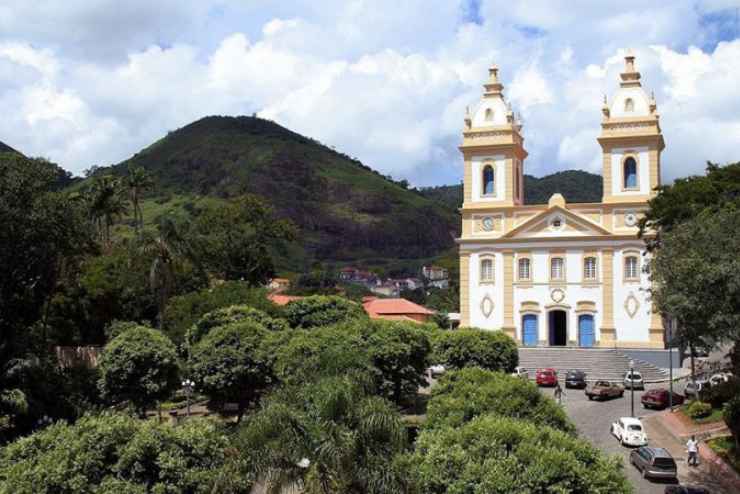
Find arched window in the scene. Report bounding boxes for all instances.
[624,98,634,112]
[482,165,495,196]
[518,258,531,280]
[623,157,637,189]
[550,257,564,281]
[485,108,494,121]
[480,258,494,282]
[624,255,639,280]
[583,256,597,280]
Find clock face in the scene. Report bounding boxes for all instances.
[482,216,494,231]
[625,212,637,227]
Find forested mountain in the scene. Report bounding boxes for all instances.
[0,140,20,154]
[91,116,459,267]
[420,170,603,209]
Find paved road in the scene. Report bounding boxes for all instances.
[554,382,669,493]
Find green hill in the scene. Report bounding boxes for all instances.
[98,116,459,269]
[0,140,21,154]
[420,170,603,209]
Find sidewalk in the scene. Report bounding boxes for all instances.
[643,411,740,492]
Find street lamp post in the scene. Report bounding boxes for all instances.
[182,379,195,417]
[629,360,635,418]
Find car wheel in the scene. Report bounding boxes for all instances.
[641,468,648,479]
[620,391,624,397]
[588,395,593,401]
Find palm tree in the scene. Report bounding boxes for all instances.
[139,218,199,328]
[88,175,128,249]
[238,375,408,494]
[126,165,152,233]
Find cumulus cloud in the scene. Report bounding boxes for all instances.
[0,2,738,186]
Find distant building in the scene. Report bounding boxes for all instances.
[268,293,305,306]
[339,266,379,285]
[267,277,290,292]
[370,282,399,297]
[362,297,435,324]
[422,265,449,289]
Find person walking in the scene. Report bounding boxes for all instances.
[554,382,564,405]
[686,435,699,467]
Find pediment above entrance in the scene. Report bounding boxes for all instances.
[502,205,612,239]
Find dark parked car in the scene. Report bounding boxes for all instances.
[630,447,677,480]
[565,370,587,388]
[642,389,685,410]
[664,486,710,494]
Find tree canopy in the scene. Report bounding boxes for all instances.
[431,328,518,372]
[284,295,367,329]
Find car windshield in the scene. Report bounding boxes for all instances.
[627,425,642,431]
[627,373,642,379]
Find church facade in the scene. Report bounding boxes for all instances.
[457,55,665,348]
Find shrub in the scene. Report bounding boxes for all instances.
[189,321,275,420]
[426,367,574,433]
[0,413,250,493]
[705,376,740,408]
[406,415,630,494]
[431,328,518,372]
[687,400,713,419]
[187,304,289,345]
[98,325,179,416]
[724,396,740,449]
[284,295,367,329]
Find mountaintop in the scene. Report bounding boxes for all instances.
[0,140,21,154]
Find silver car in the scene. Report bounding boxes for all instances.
[624,370,644,390]
[683,379,711,399]
[630,447,677,480]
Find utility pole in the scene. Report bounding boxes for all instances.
[668,317,675,411]
[630,359,635,418]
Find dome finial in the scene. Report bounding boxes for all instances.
[483,62,504,97]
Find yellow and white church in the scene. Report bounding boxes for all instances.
[457,55,665,349]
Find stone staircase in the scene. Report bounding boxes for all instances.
[518,347,669,382]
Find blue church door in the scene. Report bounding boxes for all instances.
[522,314,538,347]
[579,315,595,347]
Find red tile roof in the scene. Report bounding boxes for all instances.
[268,294,305,306]
[362,298,435,318]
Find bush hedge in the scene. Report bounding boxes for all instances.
[687,400,713,419]
[426,367,574,433]
[431,328,518,372]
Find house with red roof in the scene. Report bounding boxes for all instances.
[362,297,435,324]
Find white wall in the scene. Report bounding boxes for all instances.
[471,97,508,127]
[471,155,506,202]
[610,146,650,196]
[609,86,650,117]
[468,251,504,329]
[613,247,653,343]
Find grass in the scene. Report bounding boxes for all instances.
[707,436,740,474]
[680,402,726,424]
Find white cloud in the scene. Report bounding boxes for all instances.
[0,2,738,187]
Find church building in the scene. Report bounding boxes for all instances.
[457,55,665,348]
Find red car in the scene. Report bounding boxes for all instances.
[536,368,558,386]
[641,389,685,409]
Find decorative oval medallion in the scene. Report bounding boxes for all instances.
[480,295,494,318]
[624,212,638,227]
[624,292,640,318]
[550,288,565,304]
[481,216,494,231]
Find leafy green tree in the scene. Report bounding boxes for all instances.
[139,218,203,328]
[284,295,367,329]
[0,153,93,358]
[425,367,574,433]
[98,325,180,416]
[237,375,407,494]
[406,415,630,494]
[724,396,740,450]
[163,282,280,344]
[355,320,431,405]
[87,174,128,248]
[431,328,518,372]
[125,164,153,233]
[188,304,289,346]
[0,413,250,493]
[189,321,275,421]
[640,162,740,250]
[649,208,740,351]
[191,195,297,285]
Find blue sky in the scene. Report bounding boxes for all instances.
[1,0,739,186]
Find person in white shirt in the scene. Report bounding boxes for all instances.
[686,435,699,466]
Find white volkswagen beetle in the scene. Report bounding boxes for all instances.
[611,417,648,447]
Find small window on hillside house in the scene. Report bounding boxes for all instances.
[625,98,634,112]
[483,165,495,195]
[481,258,494,282]
[624,157,637,189]
[550,257,564,280]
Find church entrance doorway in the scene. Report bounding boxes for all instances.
[548,310,567,346]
